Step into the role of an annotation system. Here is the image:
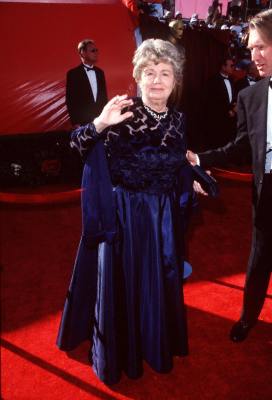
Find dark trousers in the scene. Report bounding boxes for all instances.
[241,174,272,324]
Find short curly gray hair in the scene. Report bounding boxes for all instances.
[132,39,185,84]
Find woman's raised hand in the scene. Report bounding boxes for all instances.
[94,94,134,133]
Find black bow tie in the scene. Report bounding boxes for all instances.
[84,66,94,71]
[221,74,229,80]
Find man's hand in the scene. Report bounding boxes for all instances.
[186,150,211,196]
[193,170,211,196]
[186,150,198,166]
[193,180,208,196]
[229,102,237,118]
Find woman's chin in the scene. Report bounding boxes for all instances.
[148,94,168,102]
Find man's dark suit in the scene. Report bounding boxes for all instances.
[234,76,260,102]
[234,76,250,91]
[234,76,250,100]
[201,73,236,149]
[199,77,272,325]
[66,64,108,126]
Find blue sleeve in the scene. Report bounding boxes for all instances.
[70,123,104,158]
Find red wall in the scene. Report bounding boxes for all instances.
[0,1,136,135]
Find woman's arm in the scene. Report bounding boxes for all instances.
[70,94,134,158]
[71,123,102,158]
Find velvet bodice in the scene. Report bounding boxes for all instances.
[71,98,188,194]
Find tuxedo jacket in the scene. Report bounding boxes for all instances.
[204,73,235,115]
[201,73,236,147]
[199,77,270,210]
[234,76,251,101]
[66,64,108,126]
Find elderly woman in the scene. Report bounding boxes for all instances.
[57,39,195,384]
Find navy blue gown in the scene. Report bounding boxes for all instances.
[57,98,194,384]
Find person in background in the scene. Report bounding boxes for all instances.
[200,57,237,149]
[206,0,223,26]
[175,10,183,19]
[66,39,108,127]
[234,60,260,97]
[189,13,200,29]
[163,9,173,24]
[229,0,242,19]
[187,9,272,343]
[141,0,165,19]
[57,39,196,385]
[168,19,184,42]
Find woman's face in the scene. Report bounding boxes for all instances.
[138,61,176,104]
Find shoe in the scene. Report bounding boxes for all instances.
[230,319,252,342]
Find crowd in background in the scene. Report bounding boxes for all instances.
[136,1,271,69]
[123,0,271,152]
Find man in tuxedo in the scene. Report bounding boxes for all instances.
[66,39,108,127]
[234,60,260,98]
[201,57,237,149]
[187,9,272,342]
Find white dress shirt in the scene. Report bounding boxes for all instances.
[83,64,98,102]
[247,76,256,86]
[265,79,272,173]
[221,73,232,103]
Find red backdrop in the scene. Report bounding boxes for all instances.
[0,1,136,135]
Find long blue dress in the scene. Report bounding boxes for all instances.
[57,98,194,384]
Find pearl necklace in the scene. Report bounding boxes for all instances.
[143,104,168,121]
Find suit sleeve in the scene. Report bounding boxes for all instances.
[198,91,251,167]
[66,70,79,125]
[100,70,108,107]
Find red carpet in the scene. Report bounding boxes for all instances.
[1,178,271,399]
